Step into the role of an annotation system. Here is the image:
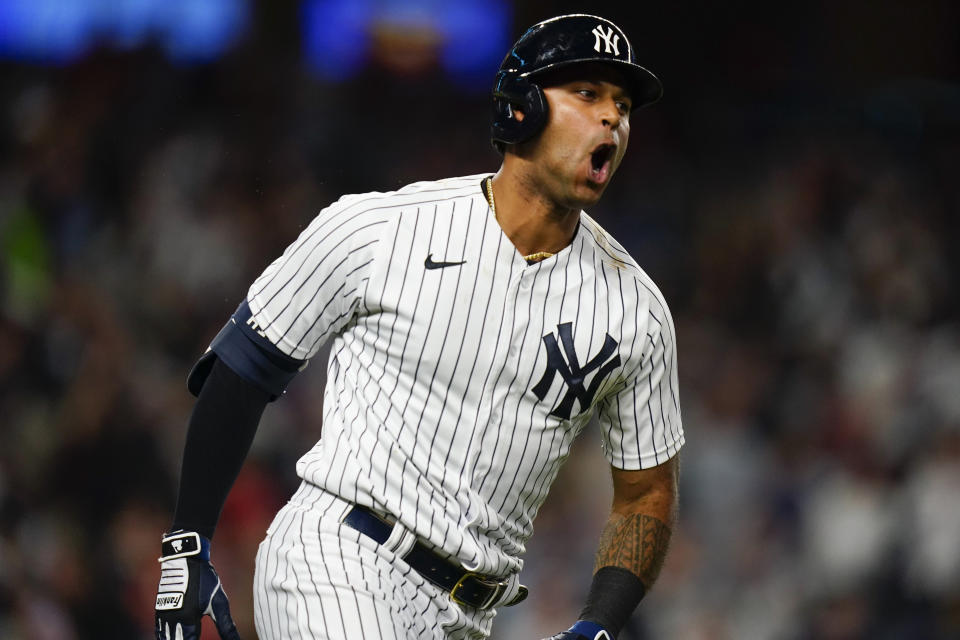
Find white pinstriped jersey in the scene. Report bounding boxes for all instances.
[246,173,683,579]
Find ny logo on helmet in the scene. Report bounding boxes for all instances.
[532,323,620,420]
[592,24,620,56]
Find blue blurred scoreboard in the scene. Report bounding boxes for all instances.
[0,0,510,87]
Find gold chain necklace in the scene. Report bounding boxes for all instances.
[485,177,555,263]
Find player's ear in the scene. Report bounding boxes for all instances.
[512,106,526,122]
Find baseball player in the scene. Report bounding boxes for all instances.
[155,14,682,640]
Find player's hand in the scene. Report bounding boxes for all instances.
[542,620,613,640]
[155,530,241,640]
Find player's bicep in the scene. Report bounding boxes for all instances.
[188,300,306,401]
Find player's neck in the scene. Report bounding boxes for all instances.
[489,166,580,259]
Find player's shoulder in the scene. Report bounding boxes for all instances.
[329,174,486,217]
[578,212,673,321]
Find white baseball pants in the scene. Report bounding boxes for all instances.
[254,484,497,640]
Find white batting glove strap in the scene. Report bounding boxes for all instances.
[159,530,205,561]
[156,557,188,611]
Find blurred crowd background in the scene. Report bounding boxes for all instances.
[1,1,958,639]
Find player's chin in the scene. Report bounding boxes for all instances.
[579,176,611,203]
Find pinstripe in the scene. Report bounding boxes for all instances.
[387,206,433,509]
[275,241,356,339]
[447,222,509,564]
[260,217,376,310]
[398,204,444,525]
[250,206,378,299]
[335,530,371,640]
[586,237,601,362]
[416,200,473,534]
[298,514,326,638]
[484,262,544,505]
[280,509,303,638]
[655,333,670,456]
[314,498,347,640]
[266,500,299,637]
[251,176,480,299]
[254,534,270,637]
[263,496,293,637]
[614,267,631,466]
[461,237,519,498]
[521,252,579,521]
[337,205,420,495]
[377,205,425,497]
[257,219,382,317]
[244,176,683,637]
[473,271,526,494]
[494,256,562,519]
[663,336,680,449]
[646,340,662,466]
[288,503,314,639]
[502,253,569,522]
[368,547,391,639]
[351,211,407,500]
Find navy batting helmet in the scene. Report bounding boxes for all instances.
[490,14,662,151]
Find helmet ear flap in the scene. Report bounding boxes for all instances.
[490,71,549,148]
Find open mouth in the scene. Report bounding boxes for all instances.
[589,143,616,184]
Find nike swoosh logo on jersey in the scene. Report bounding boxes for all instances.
[424,254,466,270]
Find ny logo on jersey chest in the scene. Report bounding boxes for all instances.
[532,322,620,419]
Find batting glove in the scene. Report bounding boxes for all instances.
[155,530,241,640]
[543,620,613,640]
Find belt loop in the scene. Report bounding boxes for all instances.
[384,525,416,557]
[493,572,521,608]
[341,504,524,610]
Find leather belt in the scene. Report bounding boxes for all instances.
[342,505,527,610]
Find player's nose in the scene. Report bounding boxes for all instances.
[599,97,623,129]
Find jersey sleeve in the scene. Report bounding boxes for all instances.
[245,197,388,360]
[597,304,684,470]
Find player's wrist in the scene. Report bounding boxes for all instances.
[568,620,612,639]
[576,566,646,638]
[159,529,212,563]
[170,517,217,541]
[544,620,613,640]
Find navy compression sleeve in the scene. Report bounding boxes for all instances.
[171,357,270,538]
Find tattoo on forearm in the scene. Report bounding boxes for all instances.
[594,513,672,588]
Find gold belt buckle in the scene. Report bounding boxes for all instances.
[449,572,505,610]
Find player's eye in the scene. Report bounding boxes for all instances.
[576,88,596,99]
[616,100,631,114]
